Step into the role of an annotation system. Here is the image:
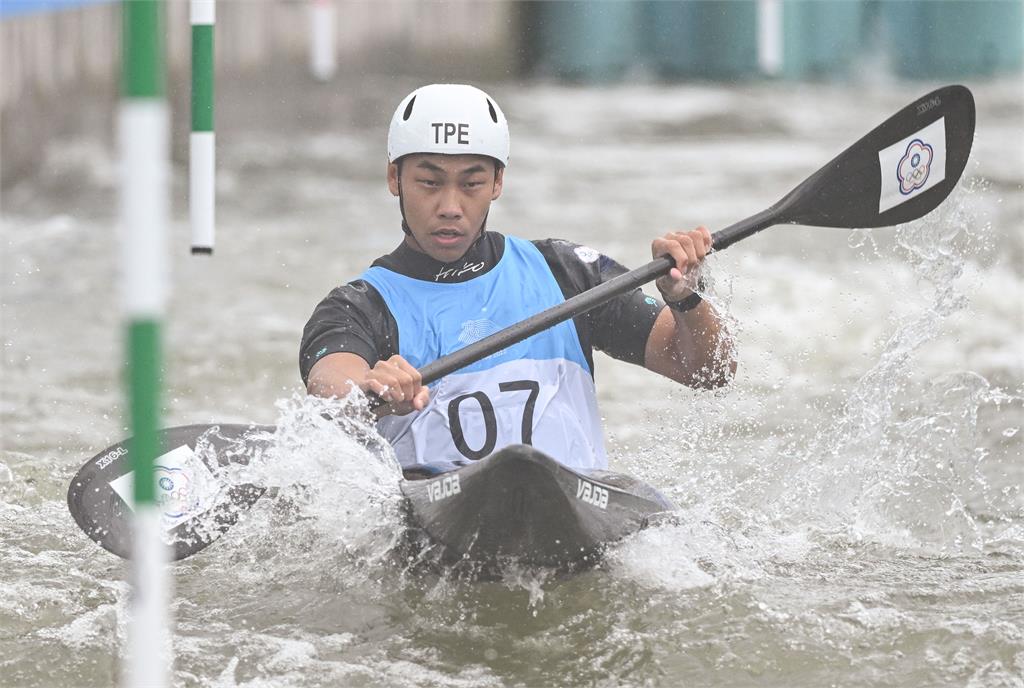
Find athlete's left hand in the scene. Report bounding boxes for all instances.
[652,226,712,302]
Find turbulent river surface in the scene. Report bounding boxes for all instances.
[2,76,1022,687]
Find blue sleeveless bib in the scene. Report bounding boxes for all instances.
[360,236,607,470]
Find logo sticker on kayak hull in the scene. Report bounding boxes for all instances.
[576,479,608,510]
[427,474,461,503]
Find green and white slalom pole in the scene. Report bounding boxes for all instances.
[191,0,215,254]
[121,1,171,686]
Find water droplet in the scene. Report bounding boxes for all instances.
[1003,427,1019,438]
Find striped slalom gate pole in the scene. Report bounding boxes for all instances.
[121,2,171,687]
[191,0,215,254]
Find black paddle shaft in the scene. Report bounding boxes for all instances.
[418,254,673,385]
[417,202,776,387]
[417,215,754,387]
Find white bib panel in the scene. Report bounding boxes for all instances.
[377,357,606,471]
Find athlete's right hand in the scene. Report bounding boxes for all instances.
[363,355,430,416]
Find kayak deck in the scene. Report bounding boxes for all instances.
[400,444,674,570]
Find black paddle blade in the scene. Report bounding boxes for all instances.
[785,84,975,228]
[713,85,975,250]
[67,423,274,560]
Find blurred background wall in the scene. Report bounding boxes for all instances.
[1,0,521,186]
[523,0,1023,81]
[2,0,1022,188]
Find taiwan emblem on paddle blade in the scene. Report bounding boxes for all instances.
[877,117,947,213]
[897,139,934,195]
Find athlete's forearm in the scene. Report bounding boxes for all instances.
[670,302,736,387]
[307,352,428,418]
[646,303,736,388]
[306,372,359,399]
[306,352,370,399]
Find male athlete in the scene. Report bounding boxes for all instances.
[300,84,736,471]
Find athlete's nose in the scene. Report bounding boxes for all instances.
[437,185,463,220]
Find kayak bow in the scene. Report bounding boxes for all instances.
[401,444,675,570]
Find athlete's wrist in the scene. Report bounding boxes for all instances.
[662,277,705,313]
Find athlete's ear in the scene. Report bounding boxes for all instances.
[387,162,400,197]
[491,165,504,201]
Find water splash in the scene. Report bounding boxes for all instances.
[617,180,1022,592]
[192,392,407,584]
[775,187,1021,552]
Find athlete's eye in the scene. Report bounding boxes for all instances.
[418,178,441,187]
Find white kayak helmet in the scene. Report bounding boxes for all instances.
[387,84,510,167]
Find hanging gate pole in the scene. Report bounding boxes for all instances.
[191,0,215,254]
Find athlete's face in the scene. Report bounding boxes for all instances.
[388,154,504,263]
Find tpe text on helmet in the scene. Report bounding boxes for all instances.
[432,123,470,145]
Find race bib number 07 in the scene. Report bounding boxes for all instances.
[447,379,540,460]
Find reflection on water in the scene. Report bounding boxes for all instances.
[1,78,1022,686]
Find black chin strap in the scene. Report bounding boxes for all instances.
[396,159,413,237]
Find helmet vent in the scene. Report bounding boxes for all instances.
[486,99,498,123]
[402,96,417,121]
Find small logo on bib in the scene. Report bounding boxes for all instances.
[458,318,500,345]
[458,318,526,363]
